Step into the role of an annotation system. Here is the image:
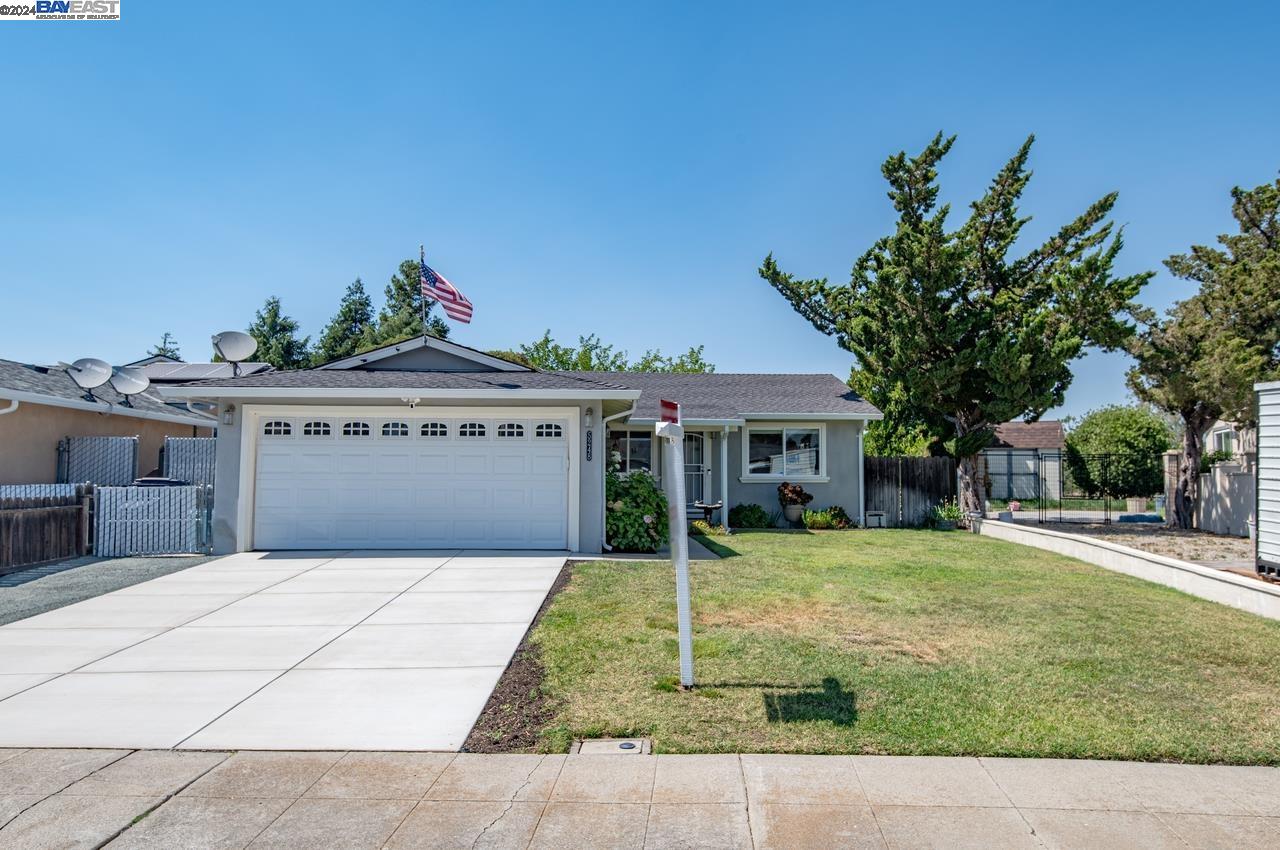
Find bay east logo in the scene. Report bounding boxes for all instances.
[0,0,120,19]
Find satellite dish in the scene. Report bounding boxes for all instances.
[211,331,257,364]
[66,358,112,390]
[110,367,150,406]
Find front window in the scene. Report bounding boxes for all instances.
[745,425,823,478]
[608,429,652,473]
[1213,429,1235,455]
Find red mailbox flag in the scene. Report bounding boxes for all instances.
[659,399,680,424]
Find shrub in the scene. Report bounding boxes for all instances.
[777,482,814,508]
[1199,448,1234,473]
[932,497,964,524]
[605,469,669,552]
[689,519,726,536]
[1064,405,1173,499]
[728,503,772,529]
[802,506,852,530]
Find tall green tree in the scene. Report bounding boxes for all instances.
[1128,175,1280,527]
[147,332,181,360]
[760,133,1150,514]
[1064,405,1172,500]
[248,296,311,370]
[311,278,375,366]
[510,331,715,372]
[362,258,450,348]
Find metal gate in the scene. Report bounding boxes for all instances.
[1037,451,1119,524]
[57,436,138,486]
[162,436,217,486]
[94,485,212,556]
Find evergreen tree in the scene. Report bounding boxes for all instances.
[248,296,311,370]
[515,331,715,372]
[311,278,375,366]
[362,258,450,348]
[760,133,1150,514]
[147,332,181,360]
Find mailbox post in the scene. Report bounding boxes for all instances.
[657,399,694,688]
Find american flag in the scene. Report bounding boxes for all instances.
[420,259,473,324]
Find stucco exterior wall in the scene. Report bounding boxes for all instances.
[0,400,211,485]
[209,398,604,555]
[726,420,864,519]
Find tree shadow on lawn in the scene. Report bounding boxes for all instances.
[720,676,857,726]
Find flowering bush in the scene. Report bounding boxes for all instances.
[688,519,726,536]
[803,505,852,530]
[605,467,669,552]
[777,482,814,508]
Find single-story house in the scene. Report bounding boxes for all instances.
[0,358,215,485]
[160,336,882,554]
[978,420,1066,502]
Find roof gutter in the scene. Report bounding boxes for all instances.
[0,388,212,427]
[0,398,18,416]
[158,386,642,401]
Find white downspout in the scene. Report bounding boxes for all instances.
[599,402,637,552]
[856,422,866,527]
[721,425,731,533]
[0,399,18,415]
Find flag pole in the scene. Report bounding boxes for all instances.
[419,243,427,342]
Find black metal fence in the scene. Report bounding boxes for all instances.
[1036,451,1133,524]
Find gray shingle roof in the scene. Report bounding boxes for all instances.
[560,372,879,420]
[990,421,1065,450]
[174,369,633,392]
[0,358,214,424]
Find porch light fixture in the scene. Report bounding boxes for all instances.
[221,404,236,426]
[585,407,594,428]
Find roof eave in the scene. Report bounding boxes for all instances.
[0,388,215,427]
[157,386,641,401]
[738,411,884,421]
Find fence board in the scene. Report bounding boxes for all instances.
[864,456,957,527]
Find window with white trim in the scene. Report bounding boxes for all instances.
[608,429,652,473]
[302,421,330,437]
[263,420,292,436]
[420,422,448,438]
[535,423,564,439]
[497,423,525,438]
[743,425,824,478]
[1212,429,1236,454]
[382,421,409,437]
[342,421,371,437]
[458,422,486,438]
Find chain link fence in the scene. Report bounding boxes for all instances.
[57,436,139,486]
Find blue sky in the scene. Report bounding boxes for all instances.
[2,1,1276,420]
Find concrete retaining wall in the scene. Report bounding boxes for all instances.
[971,518,1280,622]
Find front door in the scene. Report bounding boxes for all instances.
[684,433,706,505]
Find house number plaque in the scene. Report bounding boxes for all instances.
[585,430,593,462]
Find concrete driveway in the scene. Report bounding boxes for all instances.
[0,551,564,751]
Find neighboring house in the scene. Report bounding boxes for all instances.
[978,420,1065,502]
[159,335,882,554]
[0,358,215,485]
[1202,419,1256,461]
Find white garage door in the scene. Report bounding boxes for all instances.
[252,412,571,550]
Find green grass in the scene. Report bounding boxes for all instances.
[531,530,1280,763]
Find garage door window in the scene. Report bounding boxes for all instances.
[497,423,525,438]
[381,421,409,437]
[459,422,486,438]
[342,421,371,437]
[420,422,448,438]
[535,423,564,439]
[302,421,331,437]
[263,420,292,437]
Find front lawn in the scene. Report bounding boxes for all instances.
[530,530,1280,763]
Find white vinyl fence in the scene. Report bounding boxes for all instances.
[163,436,217,486]
[94,485,212,556]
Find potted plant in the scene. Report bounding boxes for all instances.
[932,497,963,530]
[777,482,813,524]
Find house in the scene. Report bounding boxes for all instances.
[979,420,1065,502]
[159,335,881,554]
[0,358,215,485]
[1256,380,1280,577]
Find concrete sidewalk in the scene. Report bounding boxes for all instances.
[1,750,1277,848]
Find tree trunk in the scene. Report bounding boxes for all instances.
[957,454,983,518]
[1173,411,1207,530]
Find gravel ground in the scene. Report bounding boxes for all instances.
[1035,522,1253,563]
[0,554,212,626]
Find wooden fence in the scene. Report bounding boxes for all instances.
[864,456,957,527]
[0,485,91,572]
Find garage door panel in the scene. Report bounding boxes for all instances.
[254,412,570,550]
